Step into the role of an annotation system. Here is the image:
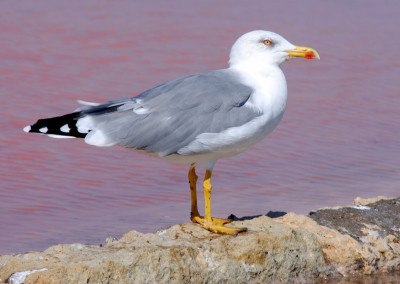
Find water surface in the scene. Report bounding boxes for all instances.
[1,1,399,254]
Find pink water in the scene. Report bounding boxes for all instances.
[1,1,399,255]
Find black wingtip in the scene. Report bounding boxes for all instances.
[23,112,88,138]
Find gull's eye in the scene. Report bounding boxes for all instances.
[263,39,272,46]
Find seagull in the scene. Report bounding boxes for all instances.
[24,30,319,235]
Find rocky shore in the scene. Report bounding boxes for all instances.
[1,196,399,283]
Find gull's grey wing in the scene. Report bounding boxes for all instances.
[80,69,260,156]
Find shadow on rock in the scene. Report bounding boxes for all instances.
[228,211,287,221]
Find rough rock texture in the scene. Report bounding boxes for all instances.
[1,196,399,283]
[307,196,400,276]
[310,197,400,242]
[275,196,400,277]
[1,216,325,283]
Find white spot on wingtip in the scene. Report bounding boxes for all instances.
[23,125,31,133]
[60,124,70,133]
[39,127,48,133]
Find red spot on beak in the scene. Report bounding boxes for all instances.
[304,52,314,59]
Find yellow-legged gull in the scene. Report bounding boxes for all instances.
[24,30,319,234]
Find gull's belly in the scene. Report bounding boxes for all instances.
[162,110,285,166]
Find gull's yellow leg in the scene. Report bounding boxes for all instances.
[189,166,230,225]
[193,169,247,235]
[188,165,200,221]
[203,169,213,223]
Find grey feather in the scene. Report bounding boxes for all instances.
[81,69,260,156]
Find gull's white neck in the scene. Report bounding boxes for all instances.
[229,60,288,118]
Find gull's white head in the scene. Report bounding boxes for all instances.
[229,30,319,68]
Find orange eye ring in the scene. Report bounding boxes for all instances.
[263,39,272,46]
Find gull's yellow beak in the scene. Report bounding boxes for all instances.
[285,45,320,60]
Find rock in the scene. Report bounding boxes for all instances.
[1,196,399,283]
[0,216,325,283]
[274,212,364,276]
[352,196,392,206]
[307,196,400,275]
[8,268,48,284]
[310,197,400,242]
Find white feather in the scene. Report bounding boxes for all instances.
[60,124,70,133]
[47,134,75,139]
[77,99,101,106]
[85,130,116,147]
[39,127,48,133]
[76,116,92,133]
